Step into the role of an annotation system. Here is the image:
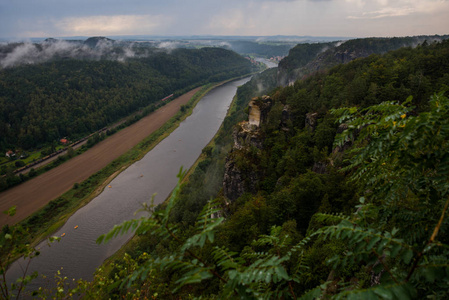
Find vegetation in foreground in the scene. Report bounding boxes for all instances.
[12,92,444,299]
[86,95,448,300]
[2,38,449,299]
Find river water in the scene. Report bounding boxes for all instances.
[7,77,252,293]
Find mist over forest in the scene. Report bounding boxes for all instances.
[0,35,344,68]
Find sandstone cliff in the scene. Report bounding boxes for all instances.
[223,96,275,201]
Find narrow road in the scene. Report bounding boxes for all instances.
[0,87,201,227]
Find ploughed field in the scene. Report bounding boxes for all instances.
[0,87,201,227]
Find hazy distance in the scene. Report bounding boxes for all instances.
[1,0,448,40]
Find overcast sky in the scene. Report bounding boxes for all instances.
[1,0,448,39]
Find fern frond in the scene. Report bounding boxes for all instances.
[298,282,328,300]
[212,247,241,272]
[96,217,147,244]
[312,212,350,226]
[226,254,291,291]
[181,198,224,252]
[173,263,213,292]
[241,250,270,261]
[320,219,415,269]
[162,167,187,225]
[334,282,417,300]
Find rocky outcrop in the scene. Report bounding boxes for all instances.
[224,122,263,201]
[223,157,259,201]
[248,96,273,127]
[305,112,319,132]
[223,158,245,202]
[328,123,358,168]
[332,123,352,154]
[248,100,261,126]
[233,121,263,150]
[280,105,291,131]
[223,96,275,201]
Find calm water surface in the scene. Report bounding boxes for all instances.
[8,77,251,292]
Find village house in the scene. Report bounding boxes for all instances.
[5,150,15,158]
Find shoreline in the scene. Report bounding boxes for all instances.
[98,76,252,274]
[0,87,202,227]
[1,75,253,253]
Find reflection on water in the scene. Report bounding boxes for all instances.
[7,77,251,292]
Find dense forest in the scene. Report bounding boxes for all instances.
[2,37,449,298]
[0,43,254,152]
[83,38,449,298]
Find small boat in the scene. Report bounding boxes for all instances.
[74,225,78,229]
[61,233,66,237]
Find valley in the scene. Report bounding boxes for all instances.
[0,87,200,227]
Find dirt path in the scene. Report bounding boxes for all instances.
[0,88,201,227]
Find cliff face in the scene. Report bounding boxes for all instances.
[223,96,274,201]
[223,121,262,201]
[233,121,263,150]
[223,156,259,201]
[277,42,337,86]
[277,35,449,86]
[248,96,273,127]
[277,43,377,86]
[222,96,294,201]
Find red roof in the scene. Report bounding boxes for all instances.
[60,138,68,144]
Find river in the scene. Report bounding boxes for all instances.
[7,77,252,293]
[255,57,278,69]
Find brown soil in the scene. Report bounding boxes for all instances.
[0,88,201,227]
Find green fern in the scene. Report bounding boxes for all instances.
[333,282,417,300]
[327,93,449,298]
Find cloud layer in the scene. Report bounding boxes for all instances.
[57,15,171,36]
[0,0,448,38]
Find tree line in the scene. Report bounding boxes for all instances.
[0,47,254,152]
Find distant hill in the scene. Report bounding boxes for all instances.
[0,37,150,68]
[0,35,350,68]
[83,36,115,48]
[278,35,449,86]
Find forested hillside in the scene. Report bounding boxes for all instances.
[77,39,449,299]
[0,46,254,152]
[3,37,449,299]
[278,35,449,86]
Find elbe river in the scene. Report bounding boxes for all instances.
[7,76,253,293]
